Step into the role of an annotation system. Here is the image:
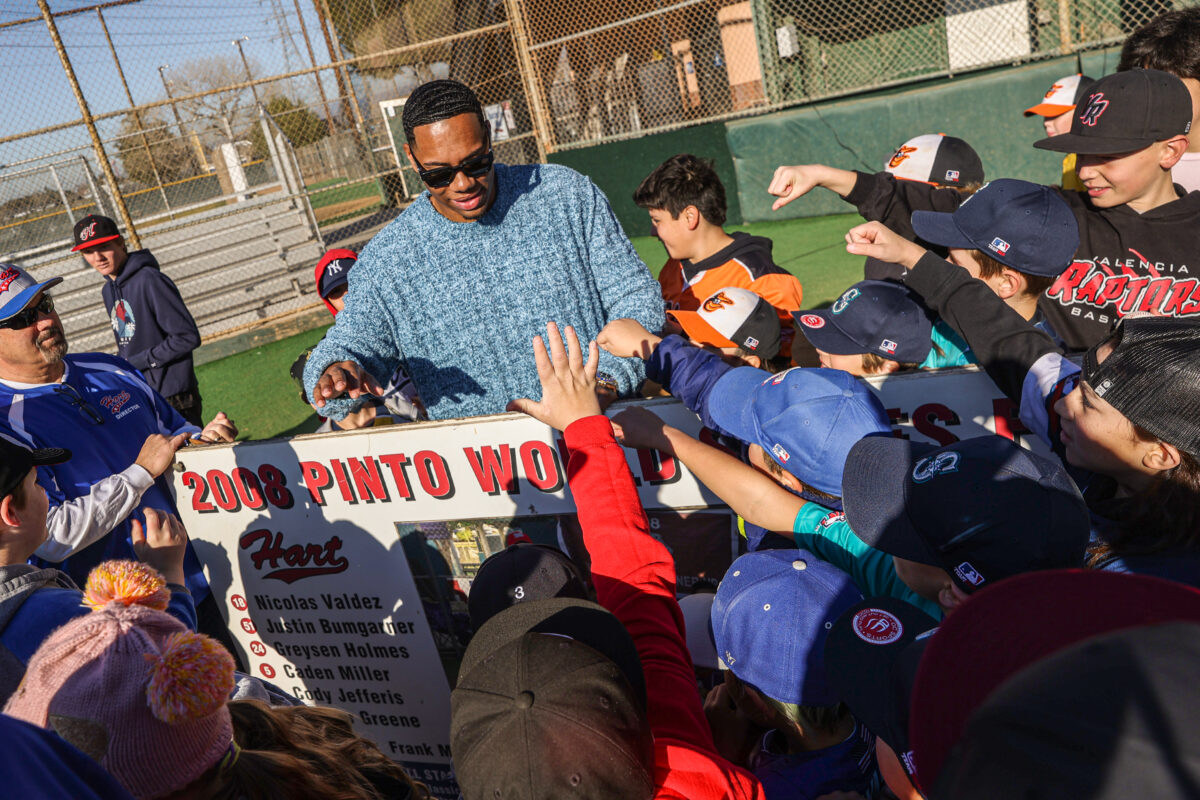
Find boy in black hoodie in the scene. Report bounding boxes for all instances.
[767,69,1196,352]
[72,215,203,425]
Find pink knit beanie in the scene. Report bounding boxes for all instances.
[4,561,236,800]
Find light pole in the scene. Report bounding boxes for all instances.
[233,36,261,107]
[158,63,202,174]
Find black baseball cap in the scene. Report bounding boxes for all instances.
[467,542,588,630]
[1083,315,1200,458]
[911,179,1080,277]
[793,280,934,364]
[0,437,69,498]
[932,622,1200,800]
[1034,69,1192,155]
[842,435,1089,593]
[885,134,985,187]
[451,598,654,800]
[71,215,121,252]
[824,596,939,777]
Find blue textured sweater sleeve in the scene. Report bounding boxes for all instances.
[302,264,400,421]
[580,178,665,395]
[645,335,735,432]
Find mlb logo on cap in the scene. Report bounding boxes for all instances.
[945,169,960,182]
[881,339,898,354]
[954,561,986,587]
[988,237,1010,256]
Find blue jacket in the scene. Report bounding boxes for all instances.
[304,163,664,421]
[646,335,738,435]
[0,564,196,703]
[0,354,207,599]
[647,337,798,550]
[102,250,201,398]
[0,714,134,800]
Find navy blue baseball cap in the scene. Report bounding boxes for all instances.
[910,179,1080,277]
[824,596,939,773]
[794,281,934,364]
[0,264,63,325]
[842,435,1089,593]
[707,366,892,497]
[712,549,863,706]
[315,248,357,299]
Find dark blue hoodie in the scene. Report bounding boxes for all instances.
[101,249,200,399]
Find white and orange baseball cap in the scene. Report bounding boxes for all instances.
[667,287,780,360]
[1024,73,1094,117]
[884,133,984,187]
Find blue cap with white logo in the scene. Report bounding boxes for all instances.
[712,549,863,706]
[794,280,934,364]
[910,179,1079,278]
[707,366,892,498]
[842,435,1089,593]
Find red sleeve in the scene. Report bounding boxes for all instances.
[563,415,718,751]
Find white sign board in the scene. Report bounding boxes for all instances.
[174,366,1047,797]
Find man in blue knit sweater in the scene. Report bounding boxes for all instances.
[305,80,664,421]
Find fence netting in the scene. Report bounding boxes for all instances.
[0,0,1190,268]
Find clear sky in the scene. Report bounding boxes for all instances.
[0,0,343,186]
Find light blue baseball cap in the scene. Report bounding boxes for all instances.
[707,366,891,497]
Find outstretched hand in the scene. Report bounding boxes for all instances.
[844,220,926,269]
[767,164,821,211]
[131,507,189,586]
[314,360,384,408]
[506,322,601,432]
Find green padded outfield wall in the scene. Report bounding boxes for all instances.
[548,48,1123,234]
[729,50,1123,221]
[547,121,740,239]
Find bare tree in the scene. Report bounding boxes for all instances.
[167,55,265,147]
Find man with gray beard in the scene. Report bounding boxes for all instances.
[0,263,237,648]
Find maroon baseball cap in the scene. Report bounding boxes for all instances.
[71,215,122,252]
[907,570,1200,791]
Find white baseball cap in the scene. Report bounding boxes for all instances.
[667,286,781,360]
[1024,73,1093,117]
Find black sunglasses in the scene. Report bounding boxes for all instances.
[53,383,104,426]
[410,148,495,188]
[0,295,54,330]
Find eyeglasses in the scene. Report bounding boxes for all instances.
[53,383,104,426]
[0,295,54,330]
[410,148,495,188]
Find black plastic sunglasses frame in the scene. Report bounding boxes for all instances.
[0,294,54,330]
[410,147,495,188]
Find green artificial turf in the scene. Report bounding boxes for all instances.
[196,323,331,442]
[200,214,867,441]
[630,212,866,309]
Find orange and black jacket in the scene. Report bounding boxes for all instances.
[658,233,803,357]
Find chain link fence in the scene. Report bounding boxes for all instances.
[0,0,1189,349]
